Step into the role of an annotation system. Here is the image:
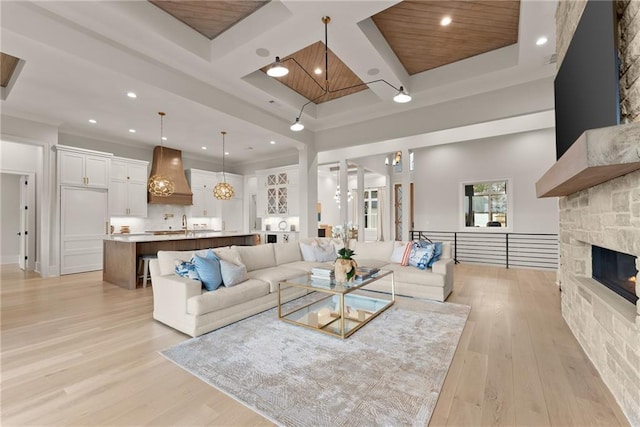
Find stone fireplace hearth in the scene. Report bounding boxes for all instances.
[538,124,640,424]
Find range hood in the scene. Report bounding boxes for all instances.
[148,146,193,205]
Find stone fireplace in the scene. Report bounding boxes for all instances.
[549,1,640,423]
[537,124,640,424]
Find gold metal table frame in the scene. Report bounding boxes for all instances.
[277,270,394,339]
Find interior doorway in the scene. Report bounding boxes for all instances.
[1,172,36,270]
[393,182,414,241]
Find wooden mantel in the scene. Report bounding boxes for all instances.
[536,123,640,198]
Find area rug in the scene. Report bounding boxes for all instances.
[160,296,470,427]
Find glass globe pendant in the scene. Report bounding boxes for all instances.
[148,112,175,197]
[214,131,235,200]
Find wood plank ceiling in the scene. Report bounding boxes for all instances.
[372,0,520,75]
[1,52,20,88]
[148,0,269,39]
[260,41,367,105]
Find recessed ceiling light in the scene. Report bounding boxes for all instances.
[270,140,276,145]
[161,136,167,141]
[128,129,136,133]
[224,152,230,156]
[126,92,137,98]
[536,36,548,46]
[367,68,380,76]
[314,67,322,75]
[201,146,207,150]
[440,16,452,26]
[88,119,97,124]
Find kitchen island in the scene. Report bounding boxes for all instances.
[103,232,258,290]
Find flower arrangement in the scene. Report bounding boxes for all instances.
[332,224,357,282]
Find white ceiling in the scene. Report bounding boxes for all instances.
[0,0,557,166]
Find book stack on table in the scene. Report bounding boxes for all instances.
[311,266,334,281]
[354,267,380,282]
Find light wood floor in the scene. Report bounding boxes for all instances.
[1,264,629,426]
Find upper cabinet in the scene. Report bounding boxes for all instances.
[257,166,298,217]
[57,145,111,188]
[187,169,220,217]
[109,157,148,217]
[218,172,244,231]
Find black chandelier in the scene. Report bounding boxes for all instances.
[266,16,412,131]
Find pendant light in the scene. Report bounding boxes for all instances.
[266,56,289,77]
[148,112,175,197]
[266,16,412,132]
[213,131,235,200]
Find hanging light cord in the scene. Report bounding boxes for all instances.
[277,16,408,123]
[159,112,165,164]
[221,131,227,183]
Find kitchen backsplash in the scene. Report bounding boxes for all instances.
[110,204,222,234]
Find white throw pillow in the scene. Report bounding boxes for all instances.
[220,259,248,287]
[299,242,317,262]
[314,242,337,262]
[389,242,410,264]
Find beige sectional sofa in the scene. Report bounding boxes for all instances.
[150,238,453,337]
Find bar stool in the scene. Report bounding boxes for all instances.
[137,255,157,288]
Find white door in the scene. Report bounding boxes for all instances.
[60,186,108,274]
[18,176,28,269]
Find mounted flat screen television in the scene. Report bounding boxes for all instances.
[554,0,620,160]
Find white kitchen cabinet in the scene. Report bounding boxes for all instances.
[220,198,243,231]
[256,166,299,216]
[60,186,108,274]
[109,157,148,217]
[187,169,220,217]
[217,172,244,231]
[57,145,111,188]
[256,174,268,216]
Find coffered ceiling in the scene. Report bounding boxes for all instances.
[0,1,557,166]
[1,52,20,87]
[372,0,520,75]
[149,0,269,40]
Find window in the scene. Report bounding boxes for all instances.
[462,180,509,228]
[363,189,378,229]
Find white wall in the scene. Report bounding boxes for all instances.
[411,128,559,234]
[318,170,387,231]
[1,174,21,264]
[0,124,51,275]
[318,170,341,227]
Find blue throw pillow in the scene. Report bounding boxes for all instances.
[193,250,223,291]
[408,244,435,270]
[427,242,443,268]
[175,259,200,280]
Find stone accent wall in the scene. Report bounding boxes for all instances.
[618,0,640,123]
[555,0,587,68]
[556,1,640,423]
[559,169,640,424]
[556,0,640,123]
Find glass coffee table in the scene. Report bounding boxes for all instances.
[277,270,394,339]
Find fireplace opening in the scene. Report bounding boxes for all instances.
[592,246,638,305]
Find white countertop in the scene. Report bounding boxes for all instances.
[106,231,255,242]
